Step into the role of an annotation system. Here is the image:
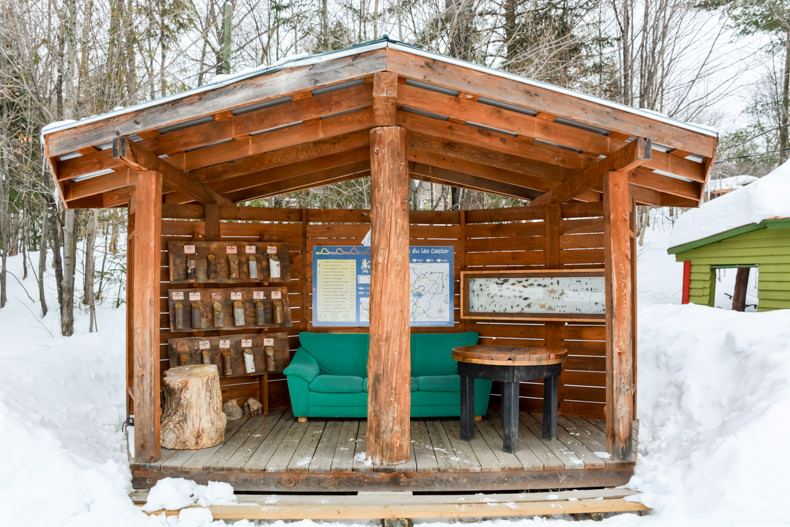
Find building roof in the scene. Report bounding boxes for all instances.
[41,37,718,209]
[669,159,790,251]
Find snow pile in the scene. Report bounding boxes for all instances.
[1,228,790,526]
[630,303,790,525]
[0,251,156,527]
[669,159,790,247]
[143,479,236,512]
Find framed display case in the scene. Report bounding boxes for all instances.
[461,269,606,322]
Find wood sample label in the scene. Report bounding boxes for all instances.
[226,245,238,254]
[189,292,201,301]
[271,290,282,300]
[253,290,265,300]
[219,339,230,349]
[246,245,256,254]
[183,244,196,254]
[230,291,242,300]
[198,340,211,350]
[171,291,184,300]
[241,338,253,347]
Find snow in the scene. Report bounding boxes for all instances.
[669,159,790,248]
[1,224,789,526]
[707,175,757,192]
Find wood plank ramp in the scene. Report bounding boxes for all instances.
[131,488,649,520]
[131,411,637,492]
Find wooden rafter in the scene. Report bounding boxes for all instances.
[194,130,371,186]
[397,111,590,171]
[112,137,233,206]
[387,48,717,156]
[56,83,374,182]
[46,49,386,157]
[530,138,651,207]
[409,163,540,200]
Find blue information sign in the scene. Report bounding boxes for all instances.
[312,246,454,327]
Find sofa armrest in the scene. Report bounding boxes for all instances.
[283,348,320,383]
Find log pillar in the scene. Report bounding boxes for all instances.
[367,126,411,465]
[131,170,163,463]
[603,170,634,461]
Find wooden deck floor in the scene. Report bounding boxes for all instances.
[131,409,637,492]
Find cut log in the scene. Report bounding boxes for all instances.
[161,365,227,450]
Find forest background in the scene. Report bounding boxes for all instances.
[1,0,789,336]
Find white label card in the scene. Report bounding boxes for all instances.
[253,291,265,300]
[199,340,211,350]
[267,246,277,255]
[219,339,230,349]
[226,245,238,254]
[263,338,274,346]
[245,245,256,254]
[271,290,282,299]
[184,245,196,254]
[230,291,242,300]
[188,292,201,301]
[171,291,184,300]
[241,338,253,347]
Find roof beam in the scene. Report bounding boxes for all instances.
[64,168,134,203]
[397,81,614,158]
[112,137,233,206]
[409,163,540,200]
[56,84,374,182]
[397,110,590,171]
[226,161,371,202]
[387,48,717,156]
[530,138,651,207]
[194,130,371,185]
[373,72,398,126]
[46,49,386,157]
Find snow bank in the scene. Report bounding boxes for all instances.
[669,159,790,247]
[2,229,790,526]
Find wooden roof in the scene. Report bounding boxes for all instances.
[42,38,717,209]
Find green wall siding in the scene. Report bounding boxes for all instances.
[674,227,790,311]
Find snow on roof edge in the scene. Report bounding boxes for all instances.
[41,37,718,144]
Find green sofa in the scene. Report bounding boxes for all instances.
[283,332,492,419]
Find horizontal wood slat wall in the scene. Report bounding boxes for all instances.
[148,203,608,419]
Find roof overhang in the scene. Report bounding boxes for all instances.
[668,217,790,254]
[42,37,718,209]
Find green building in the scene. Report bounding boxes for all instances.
[668,218,790,311]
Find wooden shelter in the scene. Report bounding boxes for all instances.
[41,38,717,492]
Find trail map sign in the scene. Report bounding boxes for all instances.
[312,246,454,327]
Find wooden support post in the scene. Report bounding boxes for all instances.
[603,171,634,461]
[543,203,563,412]
[367,126,411,465]
[132,170,163,463]
[204,204,220,241]
[126,200,136,418]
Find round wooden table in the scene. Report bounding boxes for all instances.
[452,345,568,453]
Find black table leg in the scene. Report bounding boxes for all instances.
[502,381,519,453]
[542,373,559,440]
[460,373,475,440]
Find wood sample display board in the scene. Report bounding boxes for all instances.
[167,332,290,378]
[167,287,291,332]
[167,241,290,284]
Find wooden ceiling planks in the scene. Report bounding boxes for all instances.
[43,41,717,209]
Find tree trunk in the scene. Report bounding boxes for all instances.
[732,268,750,312]
[61,208,78,336]
[84,210,98,332]
[38,212,48,317]
[161,365,227,450]
[781,28,790,163]
[45,195,65,312]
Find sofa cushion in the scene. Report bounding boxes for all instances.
[298,332,369,377]
[310,375,364,393]
[362,377,419,392]
[418,375,460,392]
[411,332,479,377]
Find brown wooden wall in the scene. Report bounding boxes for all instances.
[148,202,607,419]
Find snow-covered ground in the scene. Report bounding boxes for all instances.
[1,222,789,526]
